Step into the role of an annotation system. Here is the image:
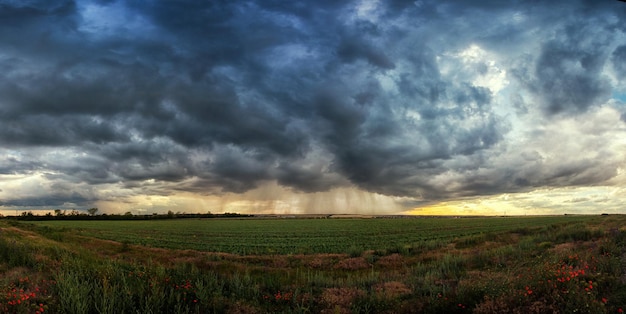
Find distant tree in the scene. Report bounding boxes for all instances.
[54,209,63,216]
[87,207,99,216]
[124,211,133,216]
[167,210,175,218]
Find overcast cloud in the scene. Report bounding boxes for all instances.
[1,0,625,214]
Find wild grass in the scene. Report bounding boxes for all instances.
[0,215,624,313]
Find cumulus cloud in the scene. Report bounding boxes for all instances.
[0,0,625,212]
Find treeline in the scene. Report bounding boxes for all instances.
[2,210,252,221]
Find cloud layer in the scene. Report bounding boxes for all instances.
[0,0,625,213]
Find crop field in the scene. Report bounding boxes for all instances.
[1,215,625,313]
[28,216,596,255]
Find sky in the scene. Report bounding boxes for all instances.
[0,0,625,216]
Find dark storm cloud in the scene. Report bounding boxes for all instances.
[0,156,40,175]
[535,40,611,114]
[0,1,76,24]
[0,114,127,146]
[336,35,396,69]
[0,0,624,208]
[512,19,614,115]
[612,45,626,79]
[0,195,89,207]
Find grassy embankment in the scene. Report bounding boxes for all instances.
[1,215,625,313]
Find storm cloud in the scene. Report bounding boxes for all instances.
[0,0,625,213]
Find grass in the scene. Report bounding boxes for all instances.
[1,215,625,313]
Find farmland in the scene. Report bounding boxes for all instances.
[28,216,595,255]
[1,215,625,313]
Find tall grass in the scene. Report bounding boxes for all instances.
[0,237,38,268]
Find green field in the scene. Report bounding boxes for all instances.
[30,216,596,255]
[2,215,625,313]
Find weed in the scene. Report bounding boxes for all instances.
[455,233,487,249]
[347,245,364,258]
